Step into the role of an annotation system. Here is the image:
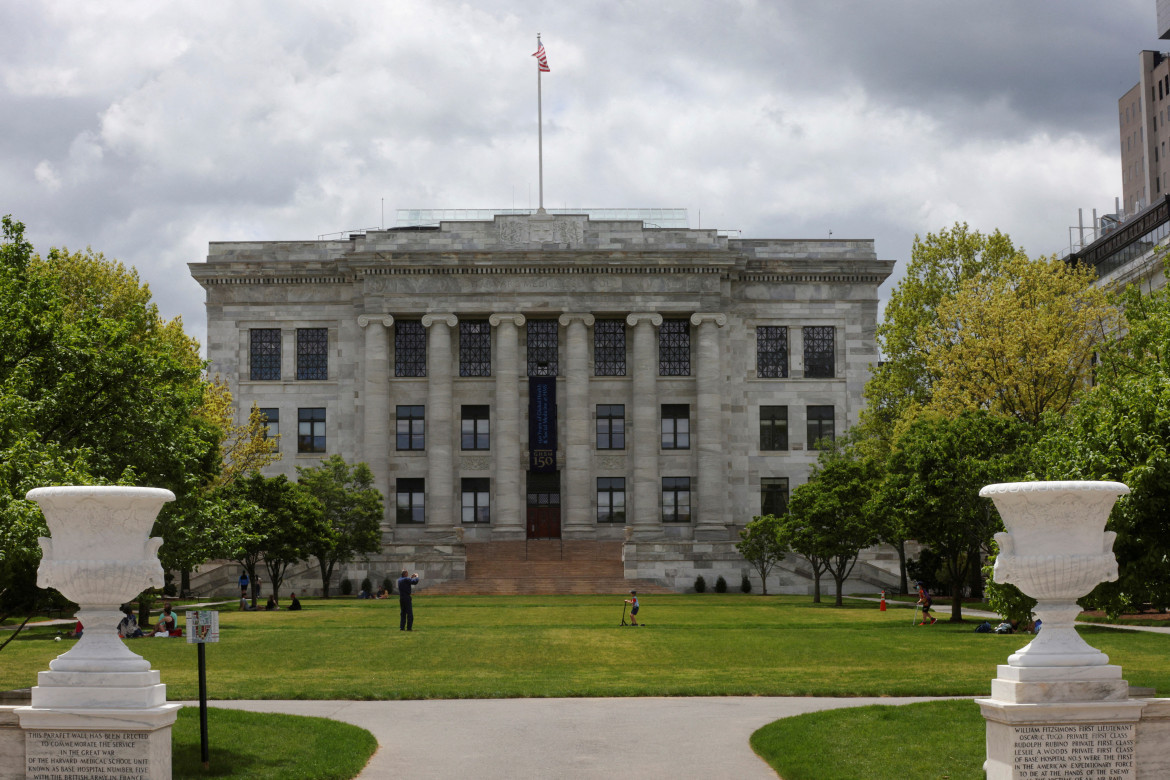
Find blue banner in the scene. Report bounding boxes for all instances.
[528,377,557,472]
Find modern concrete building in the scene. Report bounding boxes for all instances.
[189,209,897,593]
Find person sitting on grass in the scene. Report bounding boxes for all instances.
[625,590,640,626]
[117,605,143,638]
[288,593,302,611]
[154,602,177,635]
[916,582,936,625]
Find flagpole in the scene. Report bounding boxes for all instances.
[536,33,545,214]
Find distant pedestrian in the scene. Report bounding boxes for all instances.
[238,571,249,610]
[917,582,936,625]
[625,590,640,626]
[397,569,420,631]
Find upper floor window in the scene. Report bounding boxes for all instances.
[659,319,691,376]
[662,477,691,523]
[527,320,559,376]
[802,326,835,379]
[396,478,425,524]
[597,477,626,523]
[807,405,836,450]
[395,320,426,377]
[297,407,326,453]
[661,404,690,449]
[460,320,491,377]
[296,328,328,380]
[461,405,490,450]
[249,328,281,380]
[397,405,425,451]
[461,478,490,523]
[258,407,279,439]
[594,319,627,376]
[760,406,788,451]
[761,477,789,517]
[756,326,788,379]
[596,404,626,450]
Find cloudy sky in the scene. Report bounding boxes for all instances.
[0,1,1158,346]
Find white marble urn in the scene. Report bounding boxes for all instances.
[980,480,1128,668]
[28,486,173,682]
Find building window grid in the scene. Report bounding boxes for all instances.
[756,326,789,378]
[597,477,626,523]
[802,326,835,378]
[761,477,790,517]
[662,477,692,523]
[661,404,690,450]
[807,405,836,450]
[760,406,788,451]
[596,404,626,449]
[459,320,491,377]
[296,328,328,380]
[658,319,691,376]
[297,408,326,453]
[594,319,627,376]
[396,478,425,524]
[258,407,279,439]
[526,320,560,376]
[461,405,490,450]
[396,405,425,451]
[461,478,490,523]
[249,328,281,381]
[394,320,426,377]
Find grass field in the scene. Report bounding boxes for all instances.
[3,595,1167,701]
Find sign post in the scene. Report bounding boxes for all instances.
[186,610,219,770]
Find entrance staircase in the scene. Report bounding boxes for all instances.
[425,540,674,595]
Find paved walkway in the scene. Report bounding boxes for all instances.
[194,696,953,779]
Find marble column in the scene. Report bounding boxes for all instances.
[422,314,457,533]
[691,313,728,540]
[358,315,394,537]
[489,313,526,540]
[559,313,595,539]
[626,313,662,540]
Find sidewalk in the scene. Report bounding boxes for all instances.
[851,596,1170,634]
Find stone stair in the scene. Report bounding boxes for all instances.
[424,540,674,595]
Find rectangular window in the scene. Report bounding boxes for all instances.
[395,320,426,377]
[249,328,281,380]
[760,406,788,451]
[662,477,691,523]
[297,408,326,453]
[296,328,328,380]
[807,405,835,450]
[802,326,835,378]
[596,404,626,449]
[661,404,690,450]
[461,478,490,523]
[658,319,691,376]
[459,320,491,377]
[527,320,559,376]
[597,477,626,523]
[258,407,279,439]
[594,319,627,376]
[396,478,425,524]
[761,477,790,517]
[461,405,490,450]
[756,326,788,378]
[396,405,425,451]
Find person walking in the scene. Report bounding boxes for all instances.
[397,570,420,631]
[916,581,936,625]
[238,570,249,610]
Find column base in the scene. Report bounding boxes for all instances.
[693,525,729,541]
[489,527,527,542]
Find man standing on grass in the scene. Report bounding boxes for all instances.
[398,570,420,631]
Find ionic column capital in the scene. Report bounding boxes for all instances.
[489,313,526,327]
[626,312,663,328]
[357,314,394,328]
[690,312,727,328]
[558,312,595,328]
[421,313,458,328]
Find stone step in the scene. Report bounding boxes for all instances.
[425,577,673,596]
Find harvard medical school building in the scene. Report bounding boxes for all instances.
[190,211,895,592]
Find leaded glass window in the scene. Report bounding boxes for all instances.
[296,328,328,380]
[527,320,559,376]
[761,477,789,516]
[661,404,690,450]
[249,328,281,380]
[662,477,691,523]
[597,477,626,523]
[461,405,490,450]
[594,319,626,376]
[258,408,279,439]
[397,405,425,451]
[395,320,426,377]
[596,404,625,449]
[658,319,691,376]
[297,407,326,453]
[760,406,788,451]
[807,405,835,450]
[396,478,425,524]
[461,478,490,523]
[460,320,491,377]
[803,326,835,379]
[756,326,788,379]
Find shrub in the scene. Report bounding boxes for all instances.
[694,575,706,593]
[715,575,728,593]
[360,577,373,595]
[340,579,353,596]
[741,575,752,593]
[382,577,394,595]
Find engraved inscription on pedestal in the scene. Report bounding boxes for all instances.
[26,730,153,778]
[1010,723,1134,779]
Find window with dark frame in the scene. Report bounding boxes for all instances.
[296,328,328,380]
[806,405,836,450]
[249,328,281,380]
[258,408,279,439]
[802,326,835,378]
[526,320,559,376]
[459,320,491,377]
[461,405,490,450]
[297,407,326,453]
[596,404,626,449]
[395,320,426,377]
[461,477,490,523]
[662,477,692,523]
[396,405,425,450]
[658,318,691,376]
[760,406,788,451]
[661,404,690,449]
[596,477,626,523]
[756,326,788,378]
[594,319,627,376]
[761,477,790,517]
[396,478,425,524]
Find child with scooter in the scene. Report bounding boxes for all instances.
[624,590,640,626]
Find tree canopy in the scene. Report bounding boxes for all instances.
[736,514,786,596]
[296,455,383,598]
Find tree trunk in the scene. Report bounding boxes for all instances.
[813,572,822,603]
[318,557,335,599]
[180,568,191,597]
[834,575,844,606]
[897,540,908,595]
[951,576,964,622]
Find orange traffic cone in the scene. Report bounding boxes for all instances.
[879,591,887,611]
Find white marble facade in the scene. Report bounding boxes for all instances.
[190,213,894,589]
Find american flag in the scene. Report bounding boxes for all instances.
[533,41,550,73]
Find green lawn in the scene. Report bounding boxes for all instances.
[3,595,1167,700]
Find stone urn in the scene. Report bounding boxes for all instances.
[980,480,1128,669]
[27,485,173,707]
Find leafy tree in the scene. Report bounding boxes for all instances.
[736,514,786,595]
[296,455,383,598]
